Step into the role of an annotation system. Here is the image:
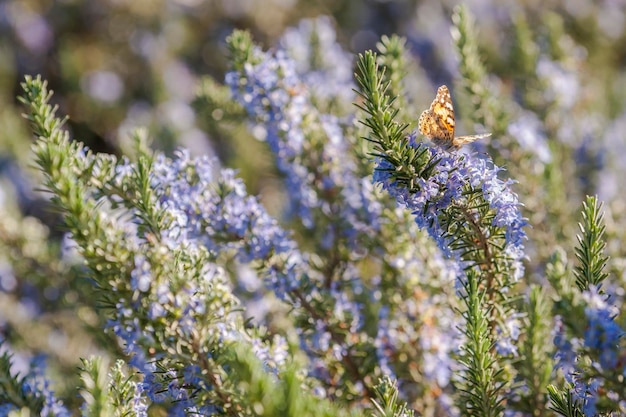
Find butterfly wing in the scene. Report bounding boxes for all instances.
[418,85,455,144]
[418,109,440,138]
[430,85,456,139]
[419,85,490,150]
[451,133,492,148]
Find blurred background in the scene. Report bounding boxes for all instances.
[4,0,623,169]
[2,0,626,409]
[3,0,626,188]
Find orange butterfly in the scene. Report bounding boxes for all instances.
[418,85,491,150]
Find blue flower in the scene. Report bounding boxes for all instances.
[130,255,152,292]
[17,355,72,417]
[279,16,354,104]
[374,133,527,275]
[132,383,149,417]
[495,314,522,356]
[553,286,625,413]
[227,36,382,248]
[552,315,582,383]
[152,150,305,277]
[582,286,624,370]
[507,110,551,163]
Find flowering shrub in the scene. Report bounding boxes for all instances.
[2,4,626,417]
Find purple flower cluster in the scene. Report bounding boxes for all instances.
[536,57,579,113]
[370,229,463,413]
[278,16,354,104]
[507,110,551,164]
[552,315,582,383]
[495,313,522,356]
[0,352,72,417]
[226,28,382,249]
[23,367,71,417]
[582,286,624,370]
[553,315,601,415]
[147,150,388,400]
[229,48,306,172]
[466,155,526,280]
[297,265,369,385]
[373,132,526,277]
[111,252,290,406]
[150,149,307,298]
[132,383,148,417]
[553,286,626,415]
[102,150,300,409]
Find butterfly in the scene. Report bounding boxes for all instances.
[418,85,491,150]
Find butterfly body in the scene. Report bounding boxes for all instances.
[418,85,491,150]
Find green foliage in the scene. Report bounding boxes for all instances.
[547,385,585,417]
[0,348,32,409]
[354,51,408,146]
[79,358,137,417]
[354,51,427,191]
[574,196,609,291]
[509,13,540,81]
[5,2,626,416]
[355,45,520,293]
[451,5,508,137]
[227,30,261,72]
[225,344,365,417]
[375,35,413,122]
[355,39,528,415]
[20,74,228,412]
[456,270,506,417]
[514,286,554,416]
[19,76,114,286]
[546,248,571,299]
[370,377,414,417]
